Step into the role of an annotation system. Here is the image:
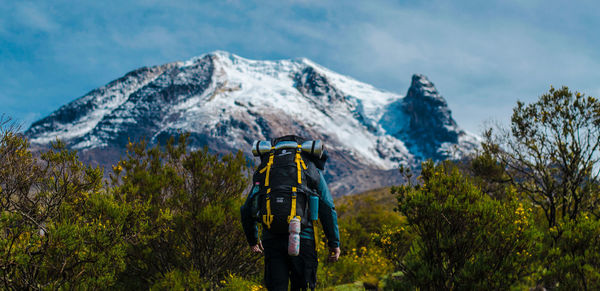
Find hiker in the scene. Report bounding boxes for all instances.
[241,135,340,291]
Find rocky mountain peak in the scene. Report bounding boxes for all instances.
[406,74,445,104]
[404,74,456,126]
[379,74,471,161]
[402,74,462,160]
[24,52,479,196]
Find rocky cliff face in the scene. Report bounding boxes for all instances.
[381,74,471,161]
[25,51,478,196]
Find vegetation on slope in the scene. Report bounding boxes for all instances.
[1,86,600,290]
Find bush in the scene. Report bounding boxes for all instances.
[0,122,132,289]
[480,87,600,288]
[483,86,600,229]
[335,188,403,252]
[110,134,261,288]
[383,161,538,290]
[0,120,262,289]
[539,213,600,290]
[150,269,210,290]
[317,243,392,288]
[221,273,265,291]
[315,188,398,288]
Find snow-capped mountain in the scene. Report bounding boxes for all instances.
[25,51,479,195]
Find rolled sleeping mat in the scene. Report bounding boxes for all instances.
[273,141,298,150]
[301,140,323,159]
[251,140,272,156]
[253,139,323,158]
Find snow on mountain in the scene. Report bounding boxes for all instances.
[25,51,479,195]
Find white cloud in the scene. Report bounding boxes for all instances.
[2,0,600,132]
[14,2,60,33]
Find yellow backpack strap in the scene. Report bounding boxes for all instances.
[259,150,275,187]
[295,146,306,185]
[262,188,274,229]
[314,221,320,245]
[300,158,307,171]
[288,187,301,223]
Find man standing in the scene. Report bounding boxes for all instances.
[241,135,340,291]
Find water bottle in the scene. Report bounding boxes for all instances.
[288,217,301,256]
[251,183,260,219]
[309,195,319,221]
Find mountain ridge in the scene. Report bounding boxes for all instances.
[25,51,479,195]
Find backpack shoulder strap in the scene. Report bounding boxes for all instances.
[262,188,274,229]
[258,148,276,229]
[295,145,308,185]
[288,186,301,223]
[258,148,275,187]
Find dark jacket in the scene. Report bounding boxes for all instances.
[240,170,340,248]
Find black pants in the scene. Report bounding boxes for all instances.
[263,238,318,291]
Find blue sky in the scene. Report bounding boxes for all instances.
[1,0,599,134]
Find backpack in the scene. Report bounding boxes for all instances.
[251,135,323,234]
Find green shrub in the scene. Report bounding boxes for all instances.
[110,134,261,288]
[0,126,132,289]
[221,273,265,291]
[336,188,403,252]
[539,213,600,290]
[382,161,538,290]
[150,269,210,290]
[0,121,262,289]
[317,244,392,288]
[316,188,398,288]
[480,86,600,288]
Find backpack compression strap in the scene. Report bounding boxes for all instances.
[288,187,301,223]
[287,146,306,223]
[262,188,274,229]
[295,146,307,185]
